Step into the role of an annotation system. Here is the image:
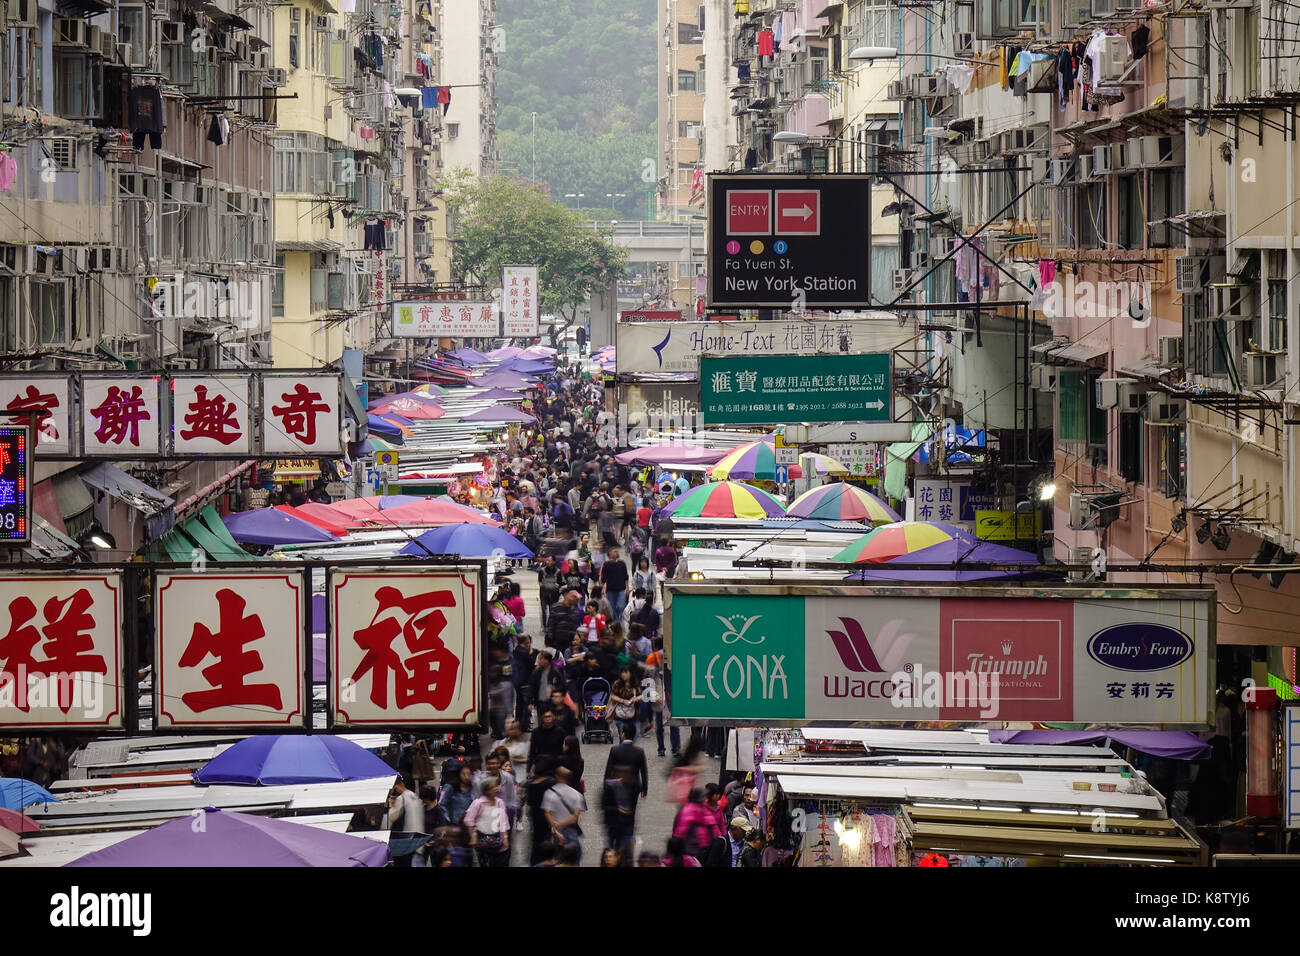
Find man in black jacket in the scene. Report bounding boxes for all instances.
[512,635,536,731]
[544,590,582,652]
[703,817,750,868]
[603,723,649,805]
[527,708,567,773]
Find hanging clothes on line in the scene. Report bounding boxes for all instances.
[757,29,774,57]
[421,86,439,109]
[206,114,230,146]
[0,151,16,193]
[438,86,451,114]
[129,83,165,151]
[364,217,386,251]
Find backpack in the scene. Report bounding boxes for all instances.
[628,529,646,556]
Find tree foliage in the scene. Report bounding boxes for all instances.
[439,171,628,327]
[494,0,656,217]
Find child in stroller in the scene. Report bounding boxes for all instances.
[580,676,614,744]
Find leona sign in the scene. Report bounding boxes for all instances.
[666,585,1214,725]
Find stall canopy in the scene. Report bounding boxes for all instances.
[397,523,534,558]
[174,505,254,561]
[65,809,392,867]
[844,539,1046,582]
[79,462,175,539]
[224,507,338,546]
[473,388,526,401]
[459,405,537,424]
[193,735,397,786]
[356,498,494,527]
[614,444,729,467]
[988,730,1212,761]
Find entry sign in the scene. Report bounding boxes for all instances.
[709,173,872,308]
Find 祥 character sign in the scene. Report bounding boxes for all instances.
[666,585,1214,725]
[154,571,306,729]
[330,567,484,728]
[0,574,123,729]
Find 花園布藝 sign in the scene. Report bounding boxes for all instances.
[699,354,891,426]
[666,585,1214,725]
[707,174,873,308]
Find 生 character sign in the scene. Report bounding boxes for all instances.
[178,588,283,713]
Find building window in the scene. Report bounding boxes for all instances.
[1117,410,1143,483]
[118,6,149,68]
[677,21,702,44]
[677,70,697,92]
[310,259,327,312]
[289,20,300,69]
[1077,182,1106,248]
[1147,169,1184,248]
[1156,425,1185,499]
[447,122,459,138]
[1267,250,1287,351]
[1058,370,1106,463]
[1117,174,1141,249]
[32,281,68,347]
[847,0,898,51]
[273,255,285,318]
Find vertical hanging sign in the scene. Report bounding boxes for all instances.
[502,265,540,337]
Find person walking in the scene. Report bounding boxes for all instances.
[672,787,723,861]
[609,667,641,741]
[542,765,587,865]
[465,776,511,867]
[600,547,629,622]
[525,756,557,866]
[537,556,561,626]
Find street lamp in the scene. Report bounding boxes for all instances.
[847,46,899,63]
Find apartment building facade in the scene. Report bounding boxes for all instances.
[439,0,497,176]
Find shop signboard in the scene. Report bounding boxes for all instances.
[619,310,684,322]
[502,266,539,337]
[826,443,878,477]
[0,426,30,544]
[329,566,484,728]
[2,376,72,455]
[700,354,890,426]
[0,573,123,729]
[707,173,873,308]
[170,375,252,455]
[154,571,307,729]
[976,510,1042,541]
[666,585,1214,725]
[82,375,163,456]
[261,374,342,456]
[391,299,498,338]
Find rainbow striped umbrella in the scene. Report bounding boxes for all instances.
[661,481,786,519]
[831,521,977,564]
[788,483,901,523]
[798,453,851,477]
[710,439,787,480]
[412,383,449,397]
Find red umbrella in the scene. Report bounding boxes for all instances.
[355,499,494,527]
[0,807,40,835]
[276,504,348,537]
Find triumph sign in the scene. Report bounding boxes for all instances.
[665,585,1214,725]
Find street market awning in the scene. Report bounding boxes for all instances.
[175,505,253,561]
[987,730,1211,760]
[79,463,173,517]
[1032,340,1108,365]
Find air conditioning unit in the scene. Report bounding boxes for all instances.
[1125,136,1145,169]
[1175,256,1204,293]
[152,0,172,18]
[912,251,932,270]
[1146,396,1186,424]
[891,268,914,291]
[1030,363,1057,391]
[265,68,288,87]
[194,185,212,206]
[1096,377,1122,409]
[100,33,117,58]
[1031,155,1049,182]
[87,24,102,51]
[1092,144,1114,173]
[1158,335,1184,367]
[1117,381,1148,413]
[1050,157,1075,184]
[1078,154,1095,180]
[54,17,87,46]
[1068,493,1091,531]
[160,21,182,43]
[1099,34,1129,82]
[1243,352,1283,388]
[1212,284,1248,320]
[1137,135,1183,167]
[886,79,906,100]
[7,0,39,27]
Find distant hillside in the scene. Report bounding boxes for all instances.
[494,0,656,219]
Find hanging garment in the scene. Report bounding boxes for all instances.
[129,84,165,135]
[772,17,782,50]
[206,114,229,146]
[0,152,16,193]
[359,126,374,139]
[999,46,1008,89]
[364,217,386,251]
[1131,24,1150,60]
[737,62,751,81]
[757,30,774,56]
[944,64,974,95]
[438,86,451,116]
[383,82,395,110]
[1039,258,1057,286]
[744,147,758,170]
[422,86,438,108]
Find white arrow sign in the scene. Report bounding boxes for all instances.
[862,400,885,411]
[784,204,813,221]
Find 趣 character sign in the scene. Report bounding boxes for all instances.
[0,574,122,728]
[261,375,341,454]
[172,376,251,454]
[331,571,480,726]
[155,573,304,728]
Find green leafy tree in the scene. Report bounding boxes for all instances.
[440,171,628,335]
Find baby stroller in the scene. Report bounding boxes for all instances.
[580,676,614,744]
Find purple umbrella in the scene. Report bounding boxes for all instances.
[473,387,526,401]
[460,405,538,423]
[473,372,537,389]
[194,734,397,785]
[224,508,337,546]
[450,347,491,365]
[615,444,728,466]
[65,809,391,867]
[844,538,1046,582]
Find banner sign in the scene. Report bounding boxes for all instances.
[502,266,540,337]
[700,353,891,426]
[155,571,306,729]
[667,585,1214,725]
[392,300,498,338]
[616,317,906,376]
[0,573,123,729]
[3,376,71,455]
[82,376,162,456]
[329,566,484,728]
[171,376,252,455]
[826,443,879,477]
[976,510,1042,541]
[261,374,342,456]
[619,310,684,323]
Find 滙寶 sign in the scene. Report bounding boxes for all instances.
[707,174,873,308]
[82,376,162,456]
[502,266,539,337]
[3,376,71,455]
[0,573,123,729]
[700,354,891,426]
[616,317,902,376]
[392,300,498,338]
[171,376,252,455]
[330,567,483,727]
[667,586,1214,725]
[826,443,878,477]
[261,374,342,455]
[154,571,305,729]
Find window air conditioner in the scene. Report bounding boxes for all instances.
[955,32,974,56]
[55,18,87,46]
[1078,154,1095,180]
[1050,157,1075,184]
[1092,144,1113,173]
[152,0,172,19]
[1175,256,1204,293]
[1099,35,1129,82]
[1067,545,1098,581]
[7,0,39,28]
[1068,493,1090,531]
[891,268,914,291]
[1243,352,1283,388]
[1031,363,1057,391]
[887,79,906,100]
[1146,396,1186,424]
[1158,335,1184,367]
[265,68,288,87]
[1138,135,1183,167]
[1125,136,1145,169]
[1117,381,1148,412]
[1096,377,1122,409]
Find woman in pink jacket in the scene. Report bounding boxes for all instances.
[672,787,723,860]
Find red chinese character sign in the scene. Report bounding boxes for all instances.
[4,376,72,456]
[171,376,252,455]
[330,568,482,727]
[261,374,342,455]
[0,574,122,729]
[155,572,305,729]
[82,377,161,456]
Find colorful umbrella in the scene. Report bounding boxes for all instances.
[412,383,450,396]
[661,481,786,519]
[0,807,40,835]
[831,521,976,564]
[276,504,349,537]
[787,483,901,523]
[398,523,534,558]
[473,387,526,401]
[357,498,495,527]
[369,396,445,420]
[460,405,538,423]
[366,414,412,438]
[711,439,802,481]
[318,494,425,521]
[844,539,1043,582]
[798,453,851,477]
